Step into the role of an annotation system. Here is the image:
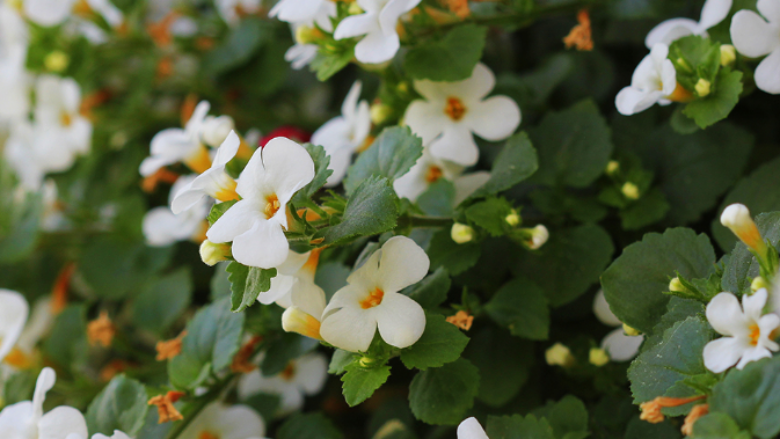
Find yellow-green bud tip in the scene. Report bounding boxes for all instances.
[451,223,475,244]
[199,240,231,266]
[606,160,619,175]
[720,44,736,66]
[669,277,685,293]
[589,347,610,367]
[295,25,322,45]
[545,343,574,367]
[505,209,521,227]
[621,182,640,200]
[695,78,711,97]
[347,2,364,15]
[622,323,641,337]
[370,103,393,125]
[44,51,69,73]
[751,276,769,292]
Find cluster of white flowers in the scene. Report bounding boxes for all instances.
[238,353,328,415]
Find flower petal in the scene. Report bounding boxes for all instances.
[742,288,768,322]
[457,417,489,439]
[755,48,780,94]
[212,131,240,167]
[24,0,73,26]
[0,289,28,363]
[453,171,490,206]
[259,137,315,202]
[259,273,295,306]
[698,0,733,30]
[294,353,328,394]
[736,345,772,369]
[291,281,327,319]
[206,199,262,243]
[615,87,662,116]
[601,329,643,361]
[0,401,34,437]
[324,146,353,187]
[376,236,430,292]
[703,336,748,372]
[378,0,409,35]
[354,29,400,64]
[334,13,376,40]
[466,95,521,141]
[644,18,699,48]
[593,290,622,327]
[375,291,426,348]
[730,10,780,57]
[429,124,479,167]
[38,406,88,439]
[758,0,780,24]
[458,63,496,101]
[320,290,378,352]
[231,219,290,269]
[202,404,266,439]
[706,292,750,337]
[758,313,780,351]
[404,100,447,145]
[34,367,57,420]
[341,81,362,120]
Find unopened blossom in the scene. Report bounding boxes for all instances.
[405,63,521,166]
[457,417,488,439]
[703,289,780,372]
[172,130,241,214]
[217,0,262,26]
[593,290,644,361]
[0,367,88,438]
[238,353,328,415]
[179,403,268,439]
[523,225,549,250]
[206,137,315,269]
[720,203,767,253]
[616,44,679,116]
[545,342,574,367]
[311,81,371,186]
[143,175,211,247]
[320,236,429,352]
[0,289,29,363]
[645,0,732,48]
[140,101,213,177]
[451,223,475,244]
[393,148,490,203]
[259,249,325,309]
[334,0,422,64]
[730,0,780,93]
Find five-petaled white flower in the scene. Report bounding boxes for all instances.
[730,0,780,94]
[143,175,211,247]
[259,249,326,311]
[238,353,328,416]
[0,367,88,438]
[0,289,29,364]
[333,0,421,64]
[404,63,521,167]
[179,403,268,439]
[140,101,213,177]
[206,137,315,269]
[703,288,780,372]
[393,148,490,204]
[36,74,93,157]
[615,43,678,116]
[92,431,131,439]
[593,290,643,361]
[320,236,429,352]
[311,81,371,186]
[270,0,336,32]
[172,130,241,214]
[457,417,488,439]
[645,0,733,48]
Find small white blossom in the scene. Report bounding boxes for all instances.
[645,0,733,47]
[238,353,328,415]
[259,250,326,311]
[270,0,336,31]
[615,43,677,116]
[0,289,28,364]
[393,148,490,204]
[703,289,780,372]
[35,74,92,156]
[593,290,644,361]
[320,236,429,352]
[24,0,123,28]
[92,431,132,439]
[457,417,488,439]
[405,63,521,166]
[730,0,780,93]
[143,175,211,247]
[216,0,262,26]
[140,101,212,177]
[179,403,268,439]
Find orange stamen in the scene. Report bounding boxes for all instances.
[360,288,385,309]
[749,324,761,346]
[563,9,593,51]
[214,179,240,203]
[264,194,281,218]
[446,310,474,330]
[444,97,466,121]
[425,165,444,183]
[148,391,185,423]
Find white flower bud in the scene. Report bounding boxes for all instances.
[720,44,736,66]
[201,115,235,148]
[282,306,322,340]
[199,240,231,266]
[751,276,769,292]
[528,225,549,250]
[370,102,393,125]
[622,323,640,337]
[605,160,619,176]
[589,347,609,367]
[695,78,711,97]
[44,51,69,73]
[669,277,685,293]
[721,203,765,251]
[621,182,640,200]
[545,343,574,367]
[451,223,474,244]
[505,209,520,227]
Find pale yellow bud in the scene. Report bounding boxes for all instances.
[281,306,322,340]
[527,225,549,250]
[751,276,769,292]
[373,420,407,439]
[370,103,393,125]
[505,209,521,227]
[669,277,685,293]
[621,182,640,200]
[721,203,766,252]
[720,44,736,66]
[348,2,364,14]
[451,223,475,244]
[695,78,711,97]
[44,51,69,73]
[605,160,619,175]
[295,25,323,45]
[545,343,574,367]
[589,347,610,367]
[199,240,231,266]
[622,323,641,337]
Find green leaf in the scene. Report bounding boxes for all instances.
[669,35,721,91]
[328,349,358,375]
[43,305,88,369]
[400,313,469,370]
[531,395,589,439]
[465,198,513,237]
[710,356,780,439]
[484,276,549,340]
[408,358,480,425]
[514,224,613,307]
[404,267,451,309]
[427,229,481,275]
[624,416,681,439]
[344,126,423,195]
[683,69,743,129]
[403,24,487,81]
[261,332,319,376]
[310,48,354,82]
[0,187,41,263]
[293,143,333,203]
[466,132,538,201]
[486,414,555,439]
[323,176,399,245]
[2,370,36,406]
[168,298,244,389]
[465,327,533,407]
[278,413,344,439]
[529,99,613,188]
[227,261,277,313]
[244,393,282,423]
[341,363,392,407]
[86,375,149,437]
[208,200,238,226]
[417,178,455,217]
[722,212,780,294]
[619,189,671,230]
[601,228,715,333]
[204,18,267,74]
[131,268,192,335]
[693,414,752,439]
[628,316,713,412]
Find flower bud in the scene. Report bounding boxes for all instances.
[396,81,409,94]
[589,347,609,367]
[721,203,765,252]
[669,277,685,293]
[370,102,393,125]
[347,2,364,15]
[622,323,641,337]
[199,240,231,266]
[295,25,323,45]
[451,223,475,244]
[621,182,640,200]
[44,51,69,73]
[720,44,736,66]
[695,78,711,97]
[527,225,549,250]
[282,306,322,340]
[505,209,521,227]
[201,115,235,148]
[751,276,769,292]
[605,160,619,176]
[545,343,574,367]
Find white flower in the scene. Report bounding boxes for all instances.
[171,131,241,214]
[285,42,318,70]
[238,353,328,415]
[0,53,30,127]
[143,175,211,247]
[645,0,733,47]
[217,0,261,26]
[593,290,644,361]
[201,115,236,148]
[2,296,57,371]
[206,137,315,269]
[703,289,780,372]
[36,74,93,156]
[0,289,28,364]
[179,403,268,439]
[92,431,131,439]
[23,0,123,28]
[393,148,491,203]
[404,63,521,166]
[457,417,488,439]
[615,43,677,116]
[140,101,212,177]
[311,81,371,186]
[0,367,88,438]
[270,0,335,31]
[333,0,420,64]
[259,249,325,310]
[731,0,780,93]
[320,236,429,352]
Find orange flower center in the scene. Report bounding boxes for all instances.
[264,194,281,218]
[198,431,220,439]
[666,83,695,103]
[214,179,240,203]
[425,165,444,183]
[184,146,213,174]
[360,288,385,309]
[3,346,34,369]
[444,97,466,121]
[749,323,761,346]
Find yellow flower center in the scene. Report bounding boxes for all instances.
[184,146,213,174]
[425,165,444,183]
[60,111,73,127]
[264,194,281,218]
[360,288,385,309]
[444,97,466,121]
[749,323,761,346]
[214,179,240,203]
